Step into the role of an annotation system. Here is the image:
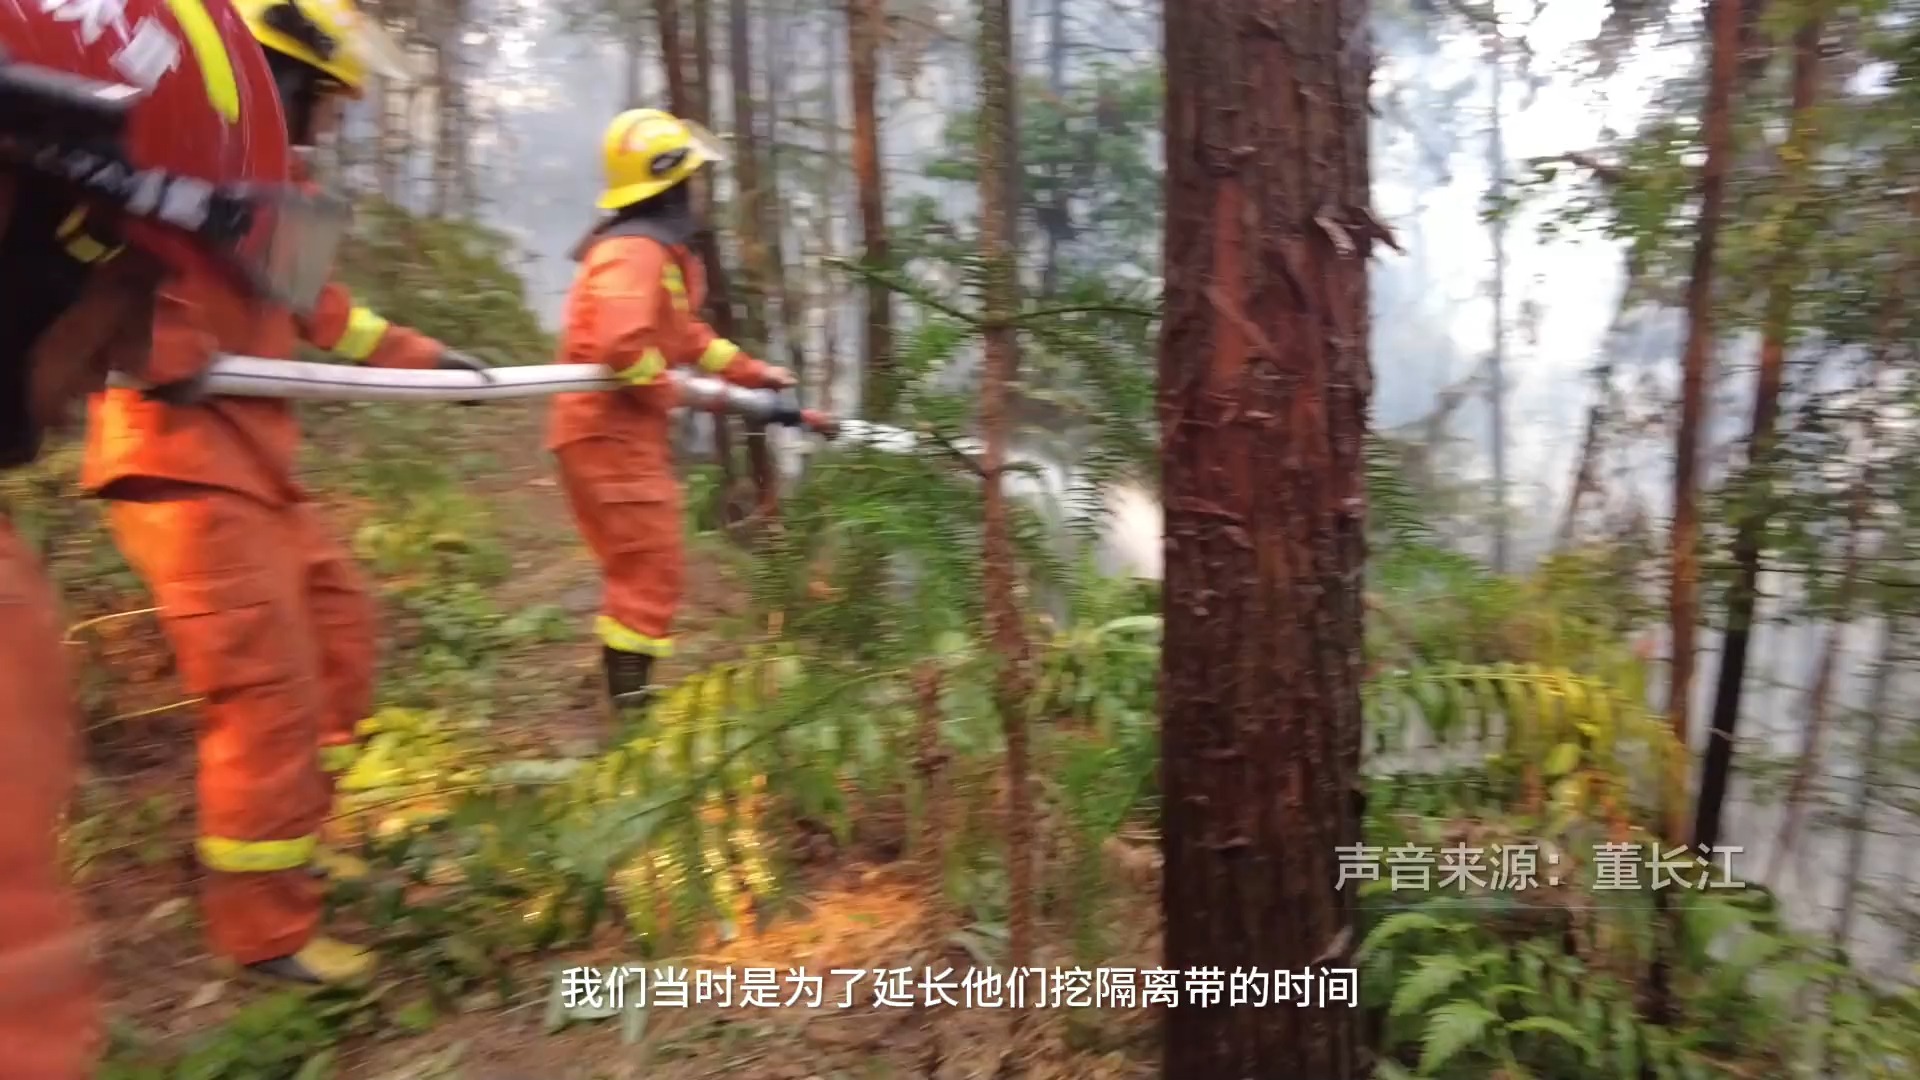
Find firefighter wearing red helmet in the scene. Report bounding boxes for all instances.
[82,0,492,990]
[0,0,331,1074]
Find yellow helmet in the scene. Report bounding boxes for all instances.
[597,109,727,212]
[233,0,416,96]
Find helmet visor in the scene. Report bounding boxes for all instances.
[0,60,349,313]
[217,183,352,314]
[681,118,728,166]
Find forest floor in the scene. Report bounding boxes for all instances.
[60,400,1161,1080]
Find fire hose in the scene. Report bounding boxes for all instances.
[106,356,845,438]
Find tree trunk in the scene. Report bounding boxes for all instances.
[654,0,688,113]
[1159,1,1372,1075]
[689,0,712,120]
[689,0,736,487]
[1487,22,1510,572]
[1039,0,1067,297]
[760,3,808,391]
[1832,612,1902,952]
[817,1,845,413]
[1557,376,1610,549]
[848,0,895,419]
[727,0,778,522]
[976,0,1034,985]
[1665,0,1741,841]
[1692,8,1820,855]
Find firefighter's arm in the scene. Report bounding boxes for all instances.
[299,281,445,370]
[653,252,791,389]
[673,315,789,389]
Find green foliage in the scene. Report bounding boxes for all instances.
[923,62,1165,280]
[102,990,361,1079]
[1359,889,1920,1078]
[330,199,553,364]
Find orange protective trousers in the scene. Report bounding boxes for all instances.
[0,522,102,1079]
[105,485,377,964]
[556,443,686,653]
[546,229,773,657]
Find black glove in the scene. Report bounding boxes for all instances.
[143,371,212,407]
[435,348,493,406]
[436,348,494,380]
[767,388,805,428]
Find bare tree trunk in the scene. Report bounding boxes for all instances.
[848,0,894,419]
[654,0,688,112]
[1664,0,1741,841]
[377,75,401,202]
[1833,612,1902,951]
[1038,0,1068,297]
[1693,8,1821,855]
[1160,1,1372,1074]
[727,0,770,348]
[977,0,1034,991]
[727,0,778,522]
[689,0,737,488]
[1557,374,1610,549]
[688,0,712,119]
[817,2,845,413]
[1487,21,1510,572]
[760,1,807,388]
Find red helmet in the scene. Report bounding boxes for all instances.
[0,0,346,311]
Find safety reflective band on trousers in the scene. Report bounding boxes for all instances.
[596,615,673,657]
[198,833,317,873]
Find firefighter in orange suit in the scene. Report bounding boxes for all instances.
[82,0,490,988]
[2,0,341,1071]
[549,109,796,720]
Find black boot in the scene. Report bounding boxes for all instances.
[602,646,656,723]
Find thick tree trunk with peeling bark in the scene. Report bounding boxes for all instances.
[1666,0,1740,796]
[976,0,1034,982]
[848,0,895,420]
[1693,8,1820,854]
[1159,1,1373,1075]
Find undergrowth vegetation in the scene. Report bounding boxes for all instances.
[15,193,1909,1079]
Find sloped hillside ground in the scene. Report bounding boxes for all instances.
[45,398,1160,1080]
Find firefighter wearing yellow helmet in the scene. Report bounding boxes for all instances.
[549,109,795,730]
[232,0,414,142]
[596,108,730,211]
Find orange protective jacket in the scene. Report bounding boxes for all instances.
[82,166,444,503]
[545,227,774,656]
[546,230,776,462]
[0,523,102,1079]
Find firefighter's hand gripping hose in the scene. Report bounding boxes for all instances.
[106,356,843,438]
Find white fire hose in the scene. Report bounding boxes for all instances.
[106,355,843,437]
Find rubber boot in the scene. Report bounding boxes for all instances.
[240,935,377,989]
[602,646,656,733]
